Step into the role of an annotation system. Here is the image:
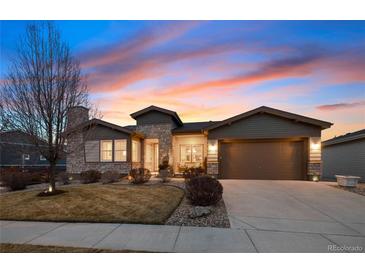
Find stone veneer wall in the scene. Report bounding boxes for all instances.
[308,137,322,180]
[308,162,321,176]
[136,124,173,165]
[66,130,84,174]
[207,162,219,177]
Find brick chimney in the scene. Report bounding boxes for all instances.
[66,106,89,130]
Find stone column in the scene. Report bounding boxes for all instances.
[308,137,321,181]
[207,139,219,177]
[135,124,173,167]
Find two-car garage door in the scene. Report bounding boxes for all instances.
[219,140,307,180]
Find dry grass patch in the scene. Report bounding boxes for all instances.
[0,185,184,224]
[0,243,143,253]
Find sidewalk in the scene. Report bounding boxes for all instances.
[0,221,256,253]
[2,220,364,252]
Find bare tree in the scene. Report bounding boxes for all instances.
[1,22,94,192]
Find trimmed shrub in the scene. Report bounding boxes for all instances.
[102,170,121,184]
[80,170,101,184]
[129,168,151,184]
[186,175,223,206]
[182,166,205,182]
[2,172,27,191]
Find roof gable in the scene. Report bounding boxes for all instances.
[323,129,365,147]
[130,105,183,126]
[205,106,333,131]
[64,119,143,138]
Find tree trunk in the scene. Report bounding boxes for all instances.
[48,161,57,192]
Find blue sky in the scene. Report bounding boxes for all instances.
[1,20,364,140]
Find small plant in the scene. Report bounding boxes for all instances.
[102,170,121,184]
[129,168,151,184]
[58,172,70,185]
[159,156,172,183]
[2,172,27,191]
[182,166,205,182]
[80,170,101,184]
[186,175,223,206]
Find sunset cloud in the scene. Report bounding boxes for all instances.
[317,101,365,111]
[158,50,325,96]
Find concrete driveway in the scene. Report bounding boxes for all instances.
[222,180,365,252]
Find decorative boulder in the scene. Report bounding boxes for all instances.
[189,206,212,219]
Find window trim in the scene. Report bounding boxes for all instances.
[132,139,141,163]
[114,139,127,162]
[100,140,113,162]
[179,144,204,164]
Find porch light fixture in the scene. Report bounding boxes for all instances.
[312,175,319,182]
[310,142,320,150]
[208,140,218,153]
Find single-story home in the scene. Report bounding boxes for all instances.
[64,105,332,180]
[322,129,365,182]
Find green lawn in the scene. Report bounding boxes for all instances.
[0,184,184,224]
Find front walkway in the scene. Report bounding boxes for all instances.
[1,180,364,252]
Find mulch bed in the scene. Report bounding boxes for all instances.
[332,183,365,196]
[165,197,231,228]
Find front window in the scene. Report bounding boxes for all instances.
[114,139,127,162]
[132,140,141,162]
[180,144,203,163]
[100,140,113,162]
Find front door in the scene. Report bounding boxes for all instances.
[144,139,159,173]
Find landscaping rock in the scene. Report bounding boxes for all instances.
[189,206,212,219]
[165,198,230,228]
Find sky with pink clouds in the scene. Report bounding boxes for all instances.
[1,20,364,140]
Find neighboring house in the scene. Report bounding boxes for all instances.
[64,105,332,180]
[0,130,66,171]
[322,129,365,182]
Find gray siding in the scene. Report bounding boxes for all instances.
[84,140,99,162]
[83,124,132,162]
[322,139,365,182]
[84,124,130,140]
[208,113,321,140]
[136,110,179,128]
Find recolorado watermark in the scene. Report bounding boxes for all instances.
[328,244,363,252]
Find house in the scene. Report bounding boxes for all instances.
[0,130,66,171]
[65,105,332,180]
[322,129,365,182]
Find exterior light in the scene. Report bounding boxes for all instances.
[208,140,218,153]
[312,175,319,182]
[310,143,320,150]
[48,185,54,192]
